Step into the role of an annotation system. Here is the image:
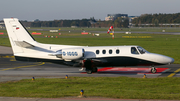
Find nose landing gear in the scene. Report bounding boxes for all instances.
[151,66,157,74]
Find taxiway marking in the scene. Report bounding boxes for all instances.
[0,62,45,71]
[0,56,14,58]
[168,68,180,77]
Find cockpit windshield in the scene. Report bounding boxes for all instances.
[137,46,148,54]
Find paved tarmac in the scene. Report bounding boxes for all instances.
[1,53,180,82]
[0,46,180,101]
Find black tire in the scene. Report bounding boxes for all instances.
[151,68,156,74]
[87,70,92,74]
[92,67,98,73]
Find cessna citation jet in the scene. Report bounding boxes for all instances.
[4,18,174,74]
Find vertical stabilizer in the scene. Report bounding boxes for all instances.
[4,18,36,54]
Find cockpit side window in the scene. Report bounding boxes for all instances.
[131,47,139,54]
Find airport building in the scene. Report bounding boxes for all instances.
[105,14,128,21]
[0,22,5,28]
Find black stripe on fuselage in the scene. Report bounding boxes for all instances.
[92,57,164,67]
[14,56,164,67]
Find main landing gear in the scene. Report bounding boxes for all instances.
[151,66,157,74]
[81,59,98,74]
[86,67,97,74]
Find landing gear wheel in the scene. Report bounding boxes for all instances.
[92,67,98,73]
[86,70,92,74]
[151,67,157,74]
[79,67,84,71]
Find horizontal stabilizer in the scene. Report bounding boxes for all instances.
[14,41,35,48]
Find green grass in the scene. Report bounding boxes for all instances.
[0,37,11,47]
[0,77,180,100]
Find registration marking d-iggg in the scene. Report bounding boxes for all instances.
[63,51,78,56]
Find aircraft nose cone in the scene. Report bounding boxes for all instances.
[149,53,174,64]
[163,56,174,64]
[169,57,174,64]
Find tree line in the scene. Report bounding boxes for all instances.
[132,13,180,27]
[21,17,129,28]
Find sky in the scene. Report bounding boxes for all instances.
[1,0,180,21]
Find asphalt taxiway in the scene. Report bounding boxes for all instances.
[0,46,180,83]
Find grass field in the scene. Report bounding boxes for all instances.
[29,27,180,32]
[0,77,180,100]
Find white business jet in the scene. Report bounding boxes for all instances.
[3,18,174,74]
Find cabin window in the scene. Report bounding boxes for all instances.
[96,50,99,54]
[109,49,112,54]
[131,47,139,54]
[116,49,120,54]
[102,50,106,54]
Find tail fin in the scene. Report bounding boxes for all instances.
[4,18,36,54]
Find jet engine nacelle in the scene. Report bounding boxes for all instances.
[56,48,84,61]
